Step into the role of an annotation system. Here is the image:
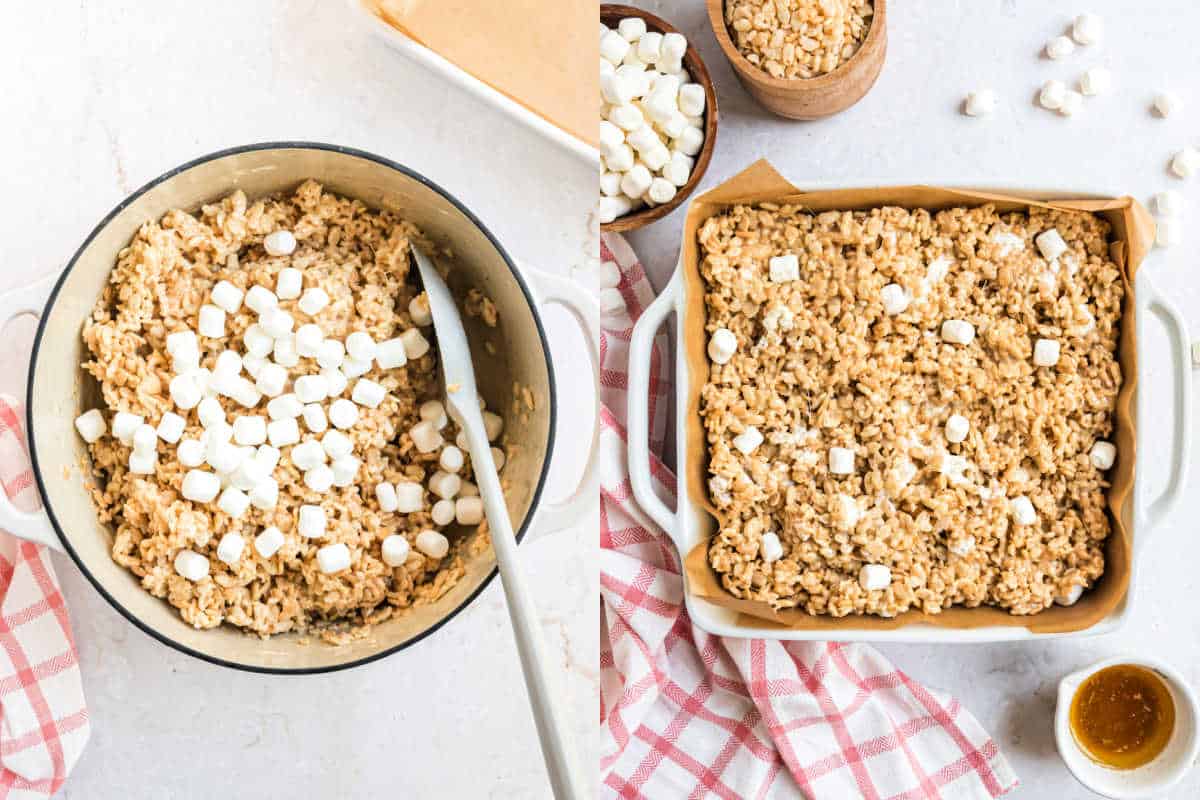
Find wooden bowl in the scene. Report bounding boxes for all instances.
[705,0,887,120]
[600,4,719,233]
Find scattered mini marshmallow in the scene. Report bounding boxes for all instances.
[1057,90,1083,116]
[292,440,327,471]
[261,308,295,339]
[945,414,970,444]
[617,16,645,41]
[351,378,386,409]
[858,563,891,591]
[409,294,433,326]
[324,398,357,430]
[132,423,157,454]
[400,329,430,360]
[760,531,784,563]
[415,529,449,559]
[431,499,456,526]
[1045,35,1074,60]
[963,89,996,117]
[304,464,334,493]
[429,471,462,501]
[255,526,285,558]
[243,324,274,358]
[321,429,353,460]
[600,29,631,65]
[375,481,399,512]
[245,285,278,315]
[1072,13,1103,45]
[302,404,328,433]
[166,330,197,357]
[768,254,800,283]
[174,550,210,582]
[294,324,324,358]
[198,304,226,338]
[249,477,278,511]
[455,496,483,526]
[829,446,856,475]
[1079,67,1110,96]
[298,287,330,316]
[217,486,251,518]
[381,534,411,567]
[345,331,377,363]
[1010,495,1038,526]
[1039,79,1067,111]
[275,267,303,300]
[169,372,204,410]
[341,356,371,379]
[232,415,267,446]
[647,178,676,205]
[482,411,504,442]
[732,426,763,455]
[267,393,303,421]
[1170,148,1200,178]
[74,409,106,443]
[1033,338,1061,367]
[178,438,205,467]
[264,230,297,257]
[599,196,633,224]
[410,420,443,453]
[1056,583,1085,606]
[211,280,244,313]
[395,481,424,513]
[1154,91,1181,118]
[330,455,360,488]
[316,542,350,574]
[253,363,286,398]
[297,504,326,538]
[155,412,185,444]
[295,374,330,405]
[182,469,221,503]
[216,533,245,566]
[1036,228,1068,261]
[317,340,345,371]
[267,417,300,448]
[880,284,910,316]
[420,400,447,429]
[256,444,281,471]
[375,337,407,370]
[128,450,156,475]
[1156,218,1181,247]
[439,445,465,473]
[707,328,737,364]
[1090,441,1116,470]
[1155,190,1182,216]
[941,319,976,345]
[322,367,349,396]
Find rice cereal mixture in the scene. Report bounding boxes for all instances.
[80,181,502,642]
[725,0,874,80]
[699,202,1123,618]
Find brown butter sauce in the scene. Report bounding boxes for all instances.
[1069,664,1175,770]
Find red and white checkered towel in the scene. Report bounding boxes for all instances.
[0,398,89,799]
[598,234,1018,800]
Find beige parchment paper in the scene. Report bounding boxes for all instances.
[681,159,1155,635]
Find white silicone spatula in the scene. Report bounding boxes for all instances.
[411,247,587,799]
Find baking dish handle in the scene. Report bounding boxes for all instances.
[519,263,600,539]
[627,271,680,535]
[1141,278,1192,533]
[0,273,64,552]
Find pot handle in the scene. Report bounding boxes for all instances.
[626,270,679,536]
[0,273,64,552]
[519,263,600,538]
[1140,275,1192,534]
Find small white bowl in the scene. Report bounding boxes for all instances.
[1055,655,1200,799]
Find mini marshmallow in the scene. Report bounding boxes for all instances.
[243,324,274,357]
[177,438,205,467]
[169,373,204,410]
[327,398,359,430]
[1045,35,1074,59]
[829,447,855,475]
[408,294,433,326]
[166,330,198,356]
[964,89,996,117]
[1155,190,1182,217]
[245,285,278,315]
[1039,79,1067,110]
[255,363,288,398]
[608,104,644,132]
[295,374,329,404]
[261,308,295,339]
[410,420,443,453]
[945,414,970,444]
[132,423,158,453]
[767,254,800,283]
[304,465,334,493]
[264,230,297,257]
[1079,67,1110,96]
[302,404,328,433]
[431,499,456,526]
[881,283,910,315]
[1090,441,1116,470]
[214,350,242,377]
[482,411,504,442]
[330,455,359,487]
[267,393,303,421]
[415,529,449,559]
[345,331,377,363]
[381,535,410,567]
[760,531,784,563]
[375,481,398,512]
[617,16,645,41]
[1171,148,1200,178]
[600,30,630,65]
[291,440,326,471]
[352,378,386,409]
[207,440,244,474]
[320,429,353,460]
[267,418,301,448]
[1058,90,1083,116]
[297,504,326,538]
[604,144,635,174]
[941,319,975,345]
[660,31,686,61]
[75,409,106,443]
[216,533,245,565]
[400,329,430,360]
[600,119,625,156]
[1155,91,1181,118]
[620,164,652,199]
[859,564,891,591]
[128,450,156,475]
[256,444,281,471]
[732,426,763,455]
[678,83,705,118]
[1072,13,1103,45]
[157,412,186,444]
[274,267,303,301]
[707,328,737,364]
[1011,495,1038,526]
[1033,338,1061,367]
[395,481,424,513]
[198,304,226,338]
[322,367,349,396]
[599,195,633,224]
[316,339,346,371]
[420,400,447,429]
[662,151,693,187]
[204,421,234,447]
[341,356,372,379]
[249,477,278,510]
[211,280,244,313]
[242,352,266,379]
[675,125,704,156]
[231,454,268,491]
[636,30,663,63]
[295,323,324,357]
[439,445,465,473]
[232,415,267,446]
[255,526,285,558]
[181,469,221,502]
[429,471,462,500]
[647,177,676,205]
[316,543,350,574]
[447,497,482,529]
[298,287,330,316]
[174,550,210,582]
[1156,218,1180,248]
[1035,229,1068,261]
[375,337,408,370]
[171,339,201,373]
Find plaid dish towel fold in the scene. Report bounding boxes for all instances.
[0,398,89,799]
[598,234,1018,800]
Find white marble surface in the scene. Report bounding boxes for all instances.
[625,1,1200,797]
[0,2,597,798]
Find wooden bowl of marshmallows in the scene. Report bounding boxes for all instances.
[599,5,719,232]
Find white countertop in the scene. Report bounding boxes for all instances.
[627,1,1200,797]
[0,2,597,798]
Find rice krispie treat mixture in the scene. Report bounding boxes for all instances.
[699,202,1123,618]
[74,181,505,641]
[724,0,874,80]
